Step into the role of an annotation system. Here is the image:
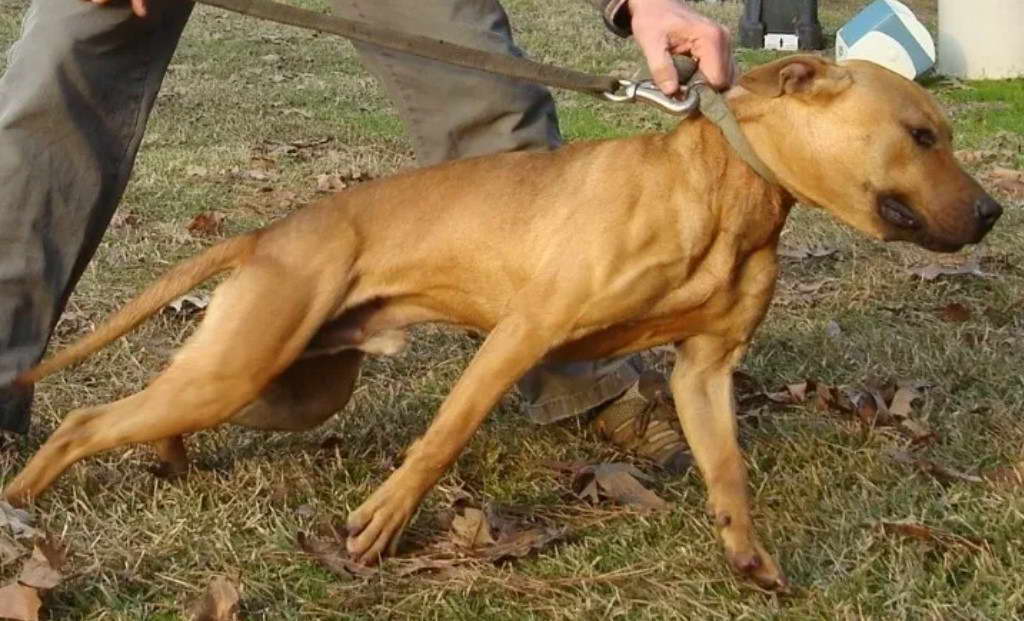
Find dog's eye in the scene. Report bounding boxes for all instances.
[909,127,937,148]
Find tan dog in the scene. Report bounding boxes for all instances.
[3,56,1002,590]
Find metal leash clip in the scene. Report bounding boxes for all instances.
[603,79,701,116]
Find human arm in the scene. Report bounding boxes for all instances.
[592,0,733,94]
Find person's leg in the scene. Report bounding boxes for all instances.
[0,0,194,432]
[331,0,639,416]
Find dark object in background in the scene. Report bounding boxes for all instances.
[739,0,824,50]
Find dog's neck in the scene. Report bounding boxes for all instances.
[665,90,797,213]
[717,87,813,208]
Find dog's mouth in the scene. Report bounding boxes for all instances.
[876,194,921,231]
[875,193,968,253]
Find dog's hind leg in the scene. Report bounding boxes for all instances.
[148,351,364,477]
[670,335,788,591]
[4,257,344,505]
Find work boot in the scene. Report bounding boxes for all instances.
[0,383,32,435]
[591,371,691,473]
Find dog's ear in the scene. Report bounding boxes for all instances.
[739,55,851,99]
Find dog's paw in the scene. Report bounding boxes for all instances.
[726,541,789,592]
[345,479,421,565]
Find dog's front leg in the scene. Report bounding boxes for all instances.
[346,317,555,564]
[671,335,787,591]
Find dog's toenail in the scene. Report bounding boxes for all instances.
[739,554,762,572]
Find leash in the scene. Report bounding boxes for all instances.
[193,0,776,183]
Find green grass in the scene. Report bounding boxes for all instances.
[2,0,1023,619]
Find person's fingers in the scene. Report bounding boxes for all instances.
[88,0,147,16]
[635,32,680,95]
[687,25,731,89]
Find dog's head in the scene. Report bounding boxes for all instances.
[736,55,1001,252]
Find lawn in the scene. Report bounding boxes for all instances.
[1,0,1022,619]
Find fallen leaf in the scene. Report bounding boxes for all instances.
[296,531,376,579]
[899,419,937,446]
[794,278,837,294]
[955,149,998,165]
[778,245,838,260]
[939,302,971,322]
[0,535,26,567]
[888,385,921,418]
[0,583,41,621]
[910,255,985,281]
[887,449,984,484]
[17,537,66,590]
[189,576,242,621]
[988,167,1024,198]
[186,165,208,177]
[450,506,497,548]
[245,169,271,181]
[109,211,139,228]
[984,463,1024,489]
[880,521,987,552]
[0,503,39,540]
[443,501,565,561]
[825,320,843,340]
[572,463,670,511]
[260,53,281,63]
[315,173,347,193]
[166,294,210,317]
[187,211,226,237]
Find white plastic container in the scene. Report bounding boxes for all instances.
[836,0,935,80]
[938,0,1024,79]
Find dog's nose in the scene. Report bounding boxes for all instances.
[975,194,1003,231]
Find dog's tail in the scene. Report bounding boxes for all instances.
[16,234,259,385]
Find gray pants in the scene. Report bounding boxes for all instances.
[0,0,639,433]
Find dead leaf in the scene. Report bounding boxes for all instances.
[572,463,670,511]
[0,583,41,621]
[450,506,498,548]
[109,211,139,228]
[166,294,210,317]
[244,169,271,181]
[296,531,377,579]
[189,576,242,621]
[315,173,347,193]
[988,167,1024,198]
[984,463,1024,489]
[186,165,208,177]
[778,245,837,260]
[955,149,998,165]
[888,385,921,418]
[443,501,566,561]
[898,419,936,446]
[795,278,837,294]
[939,302,971,322]
[880,520,987,552]
[17,537,66,590]
[187,211,226,237]
[887,449,984,484]
[0,535,26,567]
[0,503,39,541]
[910,255,985,281]
[825,320,843,340]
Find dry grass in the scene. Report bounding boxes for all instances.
[2,0,1023,619]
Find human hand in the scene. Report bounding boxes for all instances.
[85,0,150,18]
[627,0,733,94]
